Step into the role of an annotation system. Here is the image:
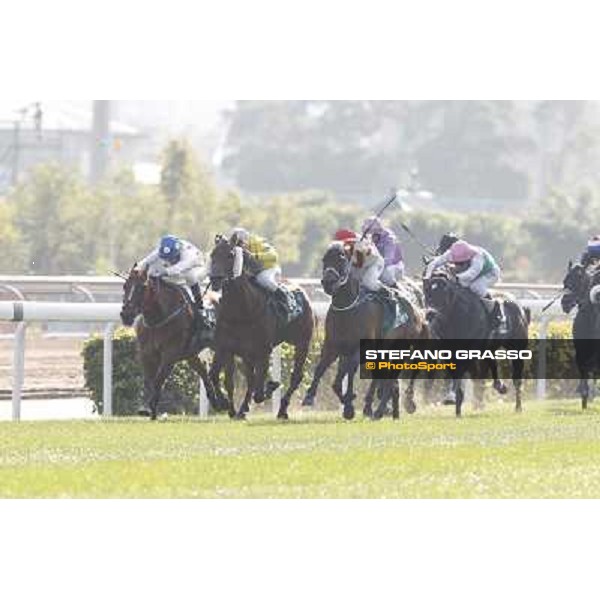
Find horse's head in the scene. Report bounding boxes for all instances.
[321,242,351,296]
[120,264,147,326]
[563,261,590,301]
[424,270,456,311]
[209,234,236,292]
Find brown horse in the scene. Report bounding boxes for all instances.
[302,242,429,420]
[120,267,229,420]
[208,236,314,420]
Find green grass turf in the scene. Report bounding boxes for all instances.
[1,400,599,498]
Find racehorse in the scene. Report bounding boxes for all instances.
[208,236,314,420]
[302,241,429,420]
[562,261,600,409]
[424,269,529,416]
[120,267,229,420]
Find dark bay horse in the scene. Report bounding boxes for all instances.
[424,270,529,416]
[120,267,229,420]
[302,242,429,420]
[562,261,600,409]
[208,236,314,420]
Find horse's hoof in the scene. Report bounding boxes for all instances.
[493,381,508,395]
[265,380,281,400]
[363,406,373,418]
[277,411,289,421]
[137,406,151,417]
[254,395,265,405]
[233,413,246,421]
[442,399,456,406]
[302,395,315,407]
[404,400,417,415]
[342,404,355,421]
[371,410,384,421]
[515,405,523,414]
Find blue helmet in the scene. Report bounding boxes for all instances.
[587,236,600,258]
[158,235,182,264]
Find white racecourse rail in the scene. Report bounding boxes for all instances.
[0,279,566,422]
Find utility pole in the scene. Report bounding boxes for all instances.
[90,101,116,266]
[90,100,110,185]
[11,120,20,186]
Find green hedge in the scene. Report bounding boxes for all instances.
[82,327,348,416]
[82,328,202,416]
[82,320,577,416]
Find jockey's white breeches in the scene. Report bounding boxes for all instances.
[361,260,384,292]
[464,267,500,297]
[256,267,281,292]
[381,262,405,286]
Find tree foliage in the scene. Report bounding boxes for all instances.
[1,135,598,284]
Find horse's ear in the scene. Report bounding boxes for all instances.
[215,234,223,244]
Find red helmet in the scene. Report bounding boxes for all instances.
[334,229,358,243]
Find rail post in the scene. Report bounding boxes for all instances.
[12,322,26,421]
[536,314,550,400]
[271,346,282,416]
[103,323,115,416]
[199,368,209,419]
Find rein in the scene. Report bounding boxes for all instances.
[328,269,361,312]
[141,304,187,329]
[140,278,192,330]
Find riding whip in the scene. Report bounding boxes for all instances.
[397,221,436,256]
[541,289,565,313]
[360,189,399,241]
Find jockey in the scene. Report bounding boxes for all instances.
[229,227,289,310]
[138,234,208,328]
[581,235,600,268]
[334,229,391,297]
[361,216,405,285]
[424,238,505,330]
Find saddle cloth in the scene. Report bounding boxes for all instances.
[362,289,411,335]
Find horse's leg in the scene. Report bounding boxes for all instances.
[138,352,160,417]
[252,353,270,405]
[278,341,310,420]
[486,358,508,395]
[373,379,392,420]
[580,371,590,410]
[391,380,400,420]
[455,377,464,418]
[363,379,378,417]
[210,352,235,418]
[302,342,339,407]
[224,358,236,417]
[236,358,255,419]
[149,362,174,420]
[341,351,359,421]
[403,372,418,414]
[186,355,220,412]
[512,358,524,413]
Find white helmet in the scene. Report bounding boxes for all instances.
[230,227,250,245]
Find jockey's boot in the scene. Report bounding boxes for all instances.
[273,286,289,320]
[378,285,394,300]
[482,296,507,335]
[190,283,212,344]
